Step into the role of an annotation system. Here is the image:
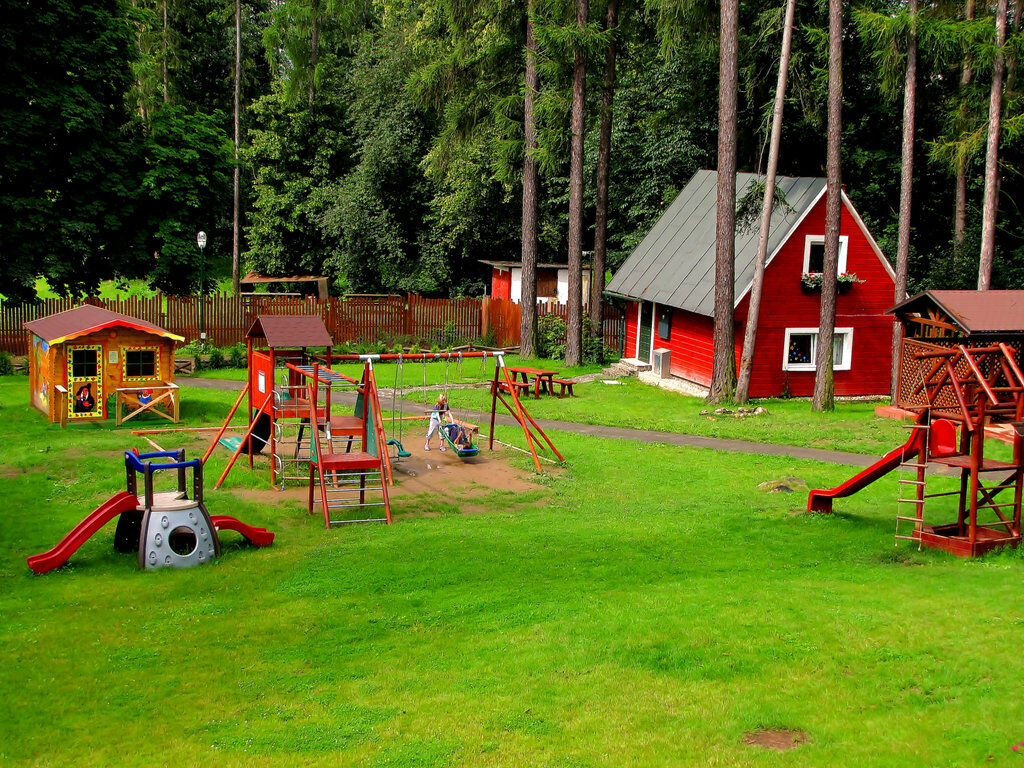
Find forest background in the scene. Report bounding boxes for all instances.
[0,0,1019,306]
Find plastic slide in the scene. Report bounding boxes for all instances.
[210,515,276,547]
[807,418,958,513]
[27,491,140,575]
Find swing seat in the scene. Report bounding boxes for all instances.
[388,438,412,458]
[440,428,479,458]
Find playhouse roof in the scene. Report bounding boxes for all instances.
[890,290,1024,335]
[606,171,832,316]
[23,304,183,345]
[246,315,333,348]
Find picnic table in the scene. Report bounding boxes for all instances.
[506,366,558,399]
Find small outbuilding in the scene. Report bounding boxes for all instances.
[481,260,593,305]
[606,170,897,397]
[24,305,183,425]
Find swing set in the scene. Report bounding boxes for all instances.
[326,350,563,472]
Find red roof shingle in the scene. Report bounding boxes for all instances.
[246,315,334,348]
[23,305,183,344]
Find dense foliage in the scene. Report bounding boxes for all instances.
[1,0,1023,301]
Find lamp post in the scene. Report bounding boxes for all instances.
[197,231,208,341]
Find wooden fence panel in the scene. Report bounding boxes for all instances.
[0,292,622,356]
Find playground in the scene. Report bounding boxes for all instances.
[5,351,1024,766]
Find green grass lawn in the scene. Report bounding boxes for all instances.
[4,376,1023,766]
[191,358,905,455]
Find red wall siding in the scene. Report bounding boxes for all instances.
[660,307,717,385]
[491,268,512,301]
[734,197,895,397]
[624,301,638,357]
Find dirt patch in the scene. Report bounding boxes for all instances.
[0,465,46,478]
[220,444,551,516]
[743,729,808,751]
[390,444,548,499]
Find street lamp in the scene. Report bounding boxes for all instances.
[197,231,208,341]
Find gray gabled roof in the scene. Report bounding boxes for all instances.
[606,170,827,317]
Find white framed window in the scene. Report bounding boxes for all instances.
[803,235,849,276]
[783,327,853,372]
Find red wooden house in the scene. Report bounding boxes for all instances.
[605,170,896,397]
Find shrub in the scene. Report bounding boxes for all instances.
[441,320,461,348]
[476,328,498,348]
[0,351,13,376]
[536,314,567,359]
[535,313,606,364]
[228,343,246,369]
[208,348,226,369]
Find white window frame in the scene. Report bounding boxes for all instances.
[803,235,849,276]
[783,327,854,372]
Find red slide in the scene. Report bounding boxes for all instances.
[27,491,139,575]
[210,515,275,547]
[807,418,958,513]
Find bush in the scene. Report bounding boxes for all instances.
[0,351,13,376]
[536,314,567,359]
[228,343,246,369]
[441,320,461,348]
[476,327,498,348]
[208,348,226,369]
[535,313,606,364]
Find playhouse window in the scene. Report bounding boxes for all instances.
[70,348,98,379]
[803,235,849,275]
[125,349,157,378]
[783,328,853,372]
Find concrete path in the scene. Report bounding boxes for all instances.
[180,376,879,467]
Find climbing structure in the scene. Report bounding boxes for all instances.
[891,341,1024,556]
[809,290,1024,556]
[305,361,392,528]
[889,291,1024,556]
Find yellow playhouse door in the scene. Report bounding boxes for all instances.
[67,344,104,419]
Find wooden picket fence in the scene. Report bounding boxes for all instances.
[484,298,623,351]
[0,292,623,355]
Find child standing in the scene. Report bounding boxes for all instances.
[425,393,450,451]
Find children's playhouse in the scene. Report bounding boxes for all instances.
[24,305,183,426]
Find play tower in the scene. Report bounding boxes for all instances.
[807,291,1024,556]
[887,291,1024,556]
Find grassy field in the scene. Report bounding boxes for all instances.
[3,376,1024,766]
[191,358,906,455]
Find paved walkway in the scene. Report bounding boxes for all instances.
[180,376,879,467]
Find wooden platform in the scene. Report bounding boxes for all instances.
[915,523,1021,558]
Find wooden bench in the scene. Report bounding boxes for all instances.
[550,378,575,397]
[496,380,532,397]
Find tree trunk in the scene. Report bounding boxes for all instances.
[519,0,540,357]
[735,0,796,404]
[978,0,1007,290]
[232,0,241,295]
[590,0,619,341]
[709,0,739,403]
[812,0,843,412]
[162,0,169,103]
[564,0,588,366]
[890,0,917,399]
[308,12,320,106]
[954,0,975,244]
